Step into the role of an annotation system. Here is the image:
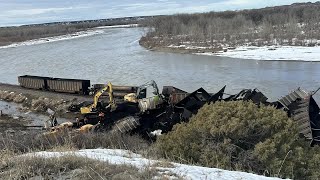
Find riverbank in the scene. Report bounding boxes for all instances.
[0,24,138,49]
[140,38,320,61]
[0,83,91,119]
[0,83,89,135]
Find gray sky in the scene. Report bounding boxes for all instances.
[0,0,318,26]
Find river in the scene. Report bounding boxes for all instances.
[0,27,319,101]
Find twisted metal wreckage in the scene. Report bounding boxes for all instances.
[68,83,320,146]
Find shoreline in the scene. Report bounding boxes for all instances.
[2,25,320,62]
[0,83,91,119]
[0,24,139,49]
[141,42,320,62]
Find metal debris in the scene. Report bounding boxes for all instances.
[62,83,320,146]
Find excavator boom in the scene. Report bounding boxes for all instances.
[80,82,115,114]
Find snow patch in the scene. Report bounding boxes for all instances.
[23,148,284,180]
[95,24,139,29]
[168,44,210,50]
[196,46,320,61]
[0,30,104,49]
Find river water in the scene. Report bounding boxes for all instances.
[0,27,319,101]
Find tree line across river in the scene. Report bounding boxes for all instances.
[0,16,147,46]
[2,2,320,48]
[140,2,320,48]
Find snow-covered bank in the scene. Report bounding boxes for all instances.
[0,24,138,49]
[24,148,284,180]
[95,24,139,29]
[196,46,320,61]
[0,29,104,49]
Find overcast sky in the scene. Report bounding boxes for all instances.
[1,0,318,26]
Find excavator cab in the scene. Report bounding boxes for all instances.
[124,80,164,112]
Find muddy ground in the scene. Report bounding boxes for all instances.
[0,114,28,128]
[0,83,93,118]
[0,83,91,102]
[0,113,41,136]
[0,83,92,134]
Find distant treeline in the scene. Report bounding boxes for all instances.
[141,2,320,48]
[0,17,148,46]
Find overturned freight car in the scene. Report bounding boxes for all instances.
[278,88,320,146]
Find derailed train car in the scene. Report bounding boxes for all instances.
[29,75,317,146]
[278,88,320,146]
[133,86,320,146]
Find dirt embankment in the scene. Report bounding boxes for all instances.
[139,36,224,54]
[0,83,92,118]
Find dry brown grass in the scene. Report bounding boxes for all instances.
[0,131,185,179]
[0,131,159,179]
[0,155,157,180]
[0,131,150,155]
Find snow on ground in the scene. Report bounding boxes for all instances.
[168,44,210,50]
[0,29,104,49]
[196,46,320,61]
[23,148,284,180]
[0,24,138,49]
[95,24,139,29]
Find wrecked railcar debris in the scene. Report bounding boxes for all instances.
[151,86,227,134]
[175,88,211,113]
[60,80,320,146]
[224,88,268,104]
[278,88,320,146]
[144,86,320,146]
[169,86,226,121]
[162,86,189,105]
[12,75,320,145]
[209,85,225,103]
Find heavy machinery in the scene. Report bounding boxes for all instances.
[67,79,320,146]
[124,80,164,112]
[80,82,116,115]
[66,81,141,132]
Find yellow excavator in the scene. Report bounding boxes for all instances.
[80,82,117,115]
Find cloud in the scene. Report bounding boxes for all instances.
[6,7,74,16]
